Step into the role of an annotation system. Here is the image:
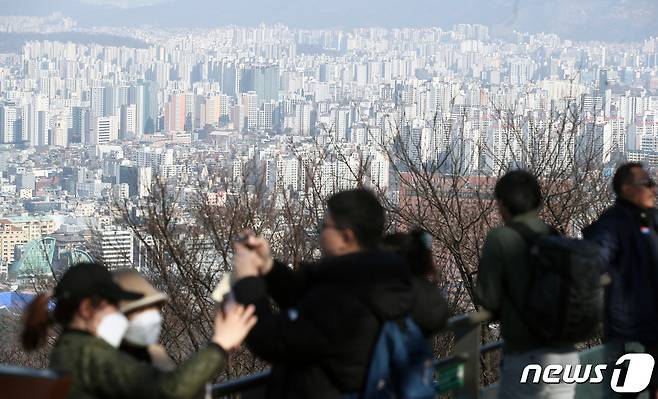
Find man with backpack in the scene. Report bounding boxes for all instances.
[476,170,601,399]
[583,162,658,398]
[230,188,449,398]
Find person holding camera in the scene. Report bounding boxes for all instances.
[230,189,448,398]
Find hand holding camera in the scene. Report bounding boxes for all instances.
[233,230,274,276]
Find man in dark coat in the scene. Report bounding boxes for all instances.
[583,162,658,398]
[475,170,579,398]
[232,188,449,398]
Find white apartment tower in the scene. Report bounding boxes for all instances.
[51,113,68,147]
[92,116,119,145]
[120,104,137,139]
[93,228,134,270]
[0,104,19,143]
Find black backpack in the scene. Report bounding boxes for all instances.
[507,222,604,343]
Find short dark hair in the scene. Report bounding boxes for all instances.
[494,170,542,216]
[326,188,384,249]
[612,162,644,196]
[381,228,435,278]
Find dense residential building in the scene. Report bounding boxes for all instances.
[1,19,658,283]
[92,116,119,145]
[0,216,56,265]
[92,228,134,270]
[164,92,186,132]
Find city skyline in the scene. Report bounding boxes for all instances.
[0,11,656,285]
[1,1,657,41]
[0,7,655,388]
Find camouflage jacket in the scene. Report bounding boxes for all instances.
[50,330,226,399]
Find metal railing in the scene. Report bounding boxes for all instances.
[211,310,502,398]
[211,370,270,398]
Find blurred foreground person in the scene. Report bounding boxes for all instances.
[22,262,256,399]
[113,269,175,372]
[380,227,450,330]
[584,162,658,399]
[231,189,448,398]
[476,170,602,399]
[380,227,438,281]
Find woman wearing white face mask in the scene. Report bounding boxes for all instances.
[22,262,257,399]
[113,269,175,371]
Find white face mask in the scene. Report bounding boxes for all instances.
[123,309,162,347]
[96,312,129,348]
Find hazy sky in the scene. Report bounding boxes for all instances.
[1,0,657,41]
[79,0,169,7]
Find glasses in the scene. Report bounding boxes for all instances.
[631,178,657,189]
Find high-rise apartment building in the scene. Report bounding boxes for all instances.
[240,64,280,104]
[70,106,89,144]
[92,116,119,145]
[205,94,221,126]
[0,103,20,143]
[141,80,159,134]
[259,101,275,131]
[164,92,186,132]
[36,110,49,146]
[90,86,105,117]
[242,92,259,131]
[128,85,145,137]
[27,95,48,146]
[120,104,137,139]
[52,113,68,147]
[335,107,350,141]
[93,228,134,270]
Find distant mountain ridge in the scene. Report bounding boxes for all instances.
[0,0,656,42]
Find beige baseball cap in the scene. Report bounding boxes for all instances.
[112,269,168,314]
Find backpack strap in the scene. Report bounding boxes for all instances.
[508,221,557,245]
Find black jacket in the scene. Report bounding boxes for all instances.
[583,199,658,342]
[233,250,449,399]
